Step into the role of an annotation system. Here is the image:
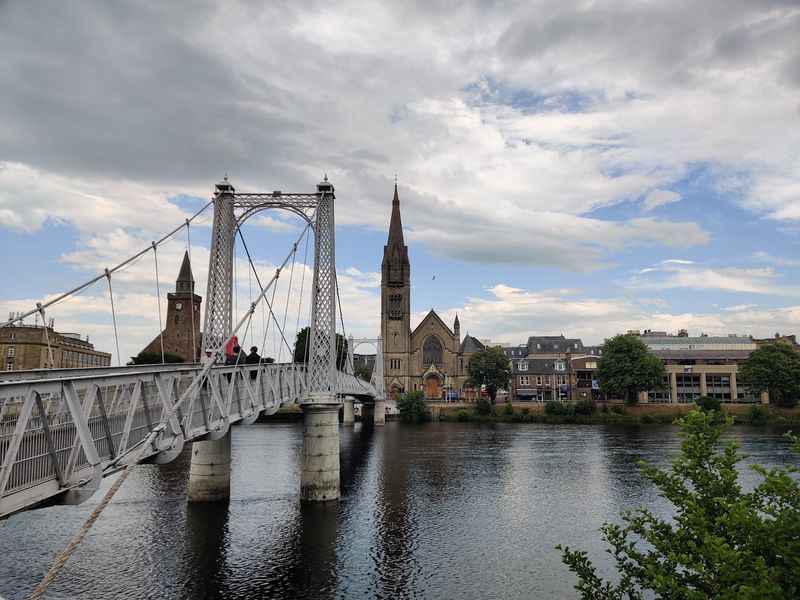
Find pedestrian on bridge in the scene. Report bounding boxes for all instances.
[245,346,261,379]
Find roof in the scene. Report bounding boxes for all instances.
[460,335,485,354]
[411,309,454,339]
[512,357,564,373]
[642,335,754,346]
[527,335,584,353]
[382,184,409,267]
[653,349,753,361]
[177,251,194,284]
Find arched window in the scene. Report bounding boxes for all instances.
[422,335,443,366]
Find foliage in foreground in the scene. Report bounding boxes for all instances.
[558,409,800,599]
[398,390,430,423]
[596,334,666,405]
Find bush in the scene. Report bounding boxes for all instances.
[503,401,515,416]
[130,350,185,365]
[545,401,575,416]
[476,397,493,416]
[600,403,609,414]
[641,414,655,424]
[521,407,530,416]
[610,404,626,415]
[748,404,768,425]
[455,409,471,422]
[574,399,597,416]
[695,396,722,413]
[398,391,430,423]
[559,410,800,597]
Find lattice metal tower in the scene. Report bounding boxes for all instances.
[201,176,338,398]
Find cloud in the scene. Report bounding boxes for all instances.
[643,189,681,211]
[752,250,800,267]
[430,284,800,345]
[628,260,800,296]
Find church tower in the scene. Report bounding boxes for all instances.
[141,251,202,362]
[381,183,411,397]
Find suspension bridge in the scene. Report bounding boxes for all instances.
[0,176,387,519]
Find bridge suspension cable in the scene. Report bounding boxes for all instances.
[1,199,213,330]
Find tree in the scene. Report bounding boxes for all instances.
[559,409,800,599]
[354,363,373,382]
[129,351,185,365]
[292,326,348,370]
[466,346,511,404]
[739,343,800,408]
[398,390,430,423]
[596,334,665,404]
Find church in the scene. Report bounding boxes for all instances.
[381,184,485,401]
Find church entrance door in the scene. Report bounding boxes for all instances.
[424,375,442,400]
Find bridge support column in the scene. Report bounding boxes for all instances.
[301,402,340,502]
[361,402,374,424]
[342,397,355,424]
[188,432,231,502]
[374,399,386,425]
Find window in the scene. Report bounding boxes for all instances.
[554,360,565,371]
[558,375,567,385]
[422,335,443,366]
[585,361,597,369]
[7,346,15,358]
[388,293,404,320]
[519,375,530,386]
[5,363,12,371]
[389,358,401,370]
[536,376,543,386]
[536,343,541,349]
[518,361,528,371]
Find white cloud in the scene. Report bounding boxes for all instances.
[643,189,681,211]
[628,260,800,296]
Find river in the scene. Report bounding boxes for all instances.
[0,421,796,599]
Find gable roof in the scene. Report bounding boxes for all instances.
[411,309,454,339]
[460,335,485,354]
[527,335,584,354]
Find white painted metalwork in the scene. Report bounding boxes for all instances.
[0,361,375,517]
[347,337,386,401]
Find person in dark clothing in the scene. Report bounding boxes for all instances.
[225,345,246,365]
[245,346,261,364]
[245,346,261,379]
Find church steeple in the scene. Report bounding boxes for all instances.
[387,183,406,249]
[175,251,195,294]
[382,183,410,285]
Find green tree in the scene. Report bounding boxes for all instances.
[739,343,800,408]
[129,351,185,365]
[397,390,430,423]
[354,363,373,382]
[559,410,800,599]
[467,346,511,404]
[596,334,665,405]
[292,326,348,370]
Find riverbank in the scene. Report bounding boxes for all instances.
[432,401,800,426]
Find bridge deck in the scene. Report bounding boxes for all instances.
[0,363,375,518]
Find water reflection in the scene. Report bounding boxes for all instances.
[0,422,794,600]
[181,504,230,599]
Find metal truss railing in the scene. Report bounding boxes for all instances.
[0,363,375,518]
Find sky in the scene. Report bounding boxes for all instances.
[1,1,799,363]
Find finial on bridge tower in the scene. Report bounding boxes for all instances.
[323,172,328,182]
[215,174,235,194]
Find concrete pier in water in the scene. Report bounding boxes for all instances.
[187,432,232,502]
[342,397,355,424]
[301,402,341,502]
[374,400,386,425]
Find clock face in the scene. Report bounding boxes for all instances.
[175,302,183,310]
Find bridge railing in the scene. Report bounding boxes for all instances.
[0,362,376,517]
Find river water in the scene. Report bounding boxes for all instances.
[0,421,796,599]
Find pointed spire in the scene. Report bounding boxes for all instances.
[454,313,460,330]
[176,251,195,294]
[387,181,405,247]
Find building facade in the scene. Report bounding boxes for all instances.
[140,251,202,363]
[380,184,483,401]
[0,324,111,372]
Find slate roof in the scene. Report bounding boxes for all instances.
[460,335,485,354]
[526,335,584,354]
